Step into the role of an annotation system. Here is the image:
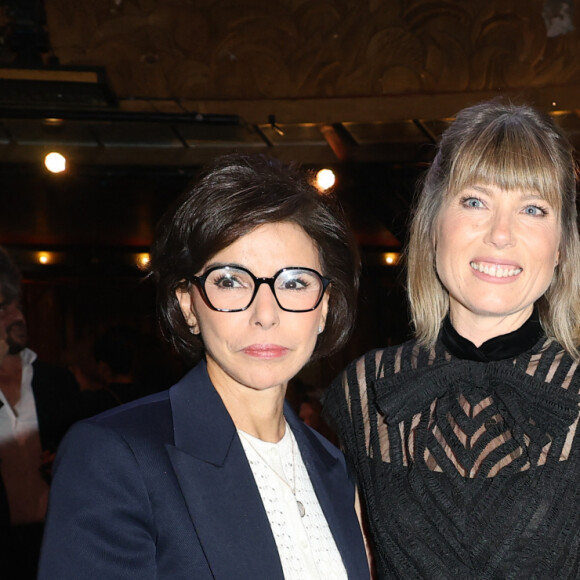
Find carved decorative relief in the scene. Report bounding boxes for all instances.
[35,0,580,100]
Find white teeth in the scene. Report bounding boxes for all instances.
[470,262,522,278]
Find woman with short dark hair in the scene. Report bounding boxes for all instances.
[39,153,369,579]
[325,100,580,578]
[154,153,360,362]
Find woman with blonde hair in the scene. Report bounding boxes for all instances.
[325,100,580,578]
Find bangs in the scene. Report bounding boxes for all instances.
[446,115,563,211]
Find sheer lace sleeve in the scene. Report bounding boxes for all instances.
[323,349,390,471]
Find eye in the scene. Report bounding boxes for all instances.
[206,269,250,290]
[276,269,318,292]
[278,276,309,291]
[523,205,547,216]
[214,275,242,289]
[460,196,485,209]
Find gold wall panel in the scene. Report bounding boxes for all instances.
[44,0,580,101]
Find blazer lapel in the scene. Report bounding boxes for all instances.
[286,406,370,580]
[166,362,284,580]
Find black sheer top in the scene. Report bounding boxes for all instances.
[325,316,580,579]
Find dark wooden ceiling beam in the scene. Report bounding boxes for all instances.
[319,123,355,162]
[160,85,580,126]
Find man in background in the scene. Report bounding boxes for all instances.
[0,275,12,567]
[0,246,79,580]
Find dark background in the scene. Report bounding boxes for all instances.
[1,0,579,389]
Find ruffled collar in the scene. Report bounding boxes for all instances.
[375,360,579,446]
[440,309,544,362]
[374,319,580,447]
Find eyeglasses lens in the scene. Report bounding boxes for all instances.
[202,267,324,311]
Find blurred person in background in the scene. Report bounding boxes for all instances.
[0,246,79,580]
[76,324,177,419]
[0,276,11,568]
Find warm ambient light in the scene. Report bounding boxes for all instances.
[136,253,150,269]
[44,152,67,173]
[37,252,51,265]
[44,118,64,127]
[315,169,336,192]
[383,252,400,266]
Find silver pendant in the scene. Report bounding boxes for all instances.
[297,499,305,517]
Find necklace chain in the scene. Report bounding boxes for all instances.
[238,425,306,517]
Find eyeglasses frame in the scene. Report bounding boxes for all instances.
[190,265,331,313]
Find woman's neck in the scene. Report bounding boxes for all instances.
[230,397,287,442]
[448,304,534,347]
[206,359,287,442]
[441,308,542,362]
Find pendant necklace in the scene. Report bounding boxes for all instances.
[239,425,306,517]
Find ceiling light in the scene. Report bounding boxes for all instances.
[44,152,67,173]
[136,253,150,269]
[383,252,400,266]
[37,252,51,265]
[315,168,335,192]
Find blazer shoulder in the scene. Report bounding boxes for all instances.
[85,390,174,447]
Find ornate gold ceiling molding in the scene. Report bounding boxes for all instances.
[44,0,580,105]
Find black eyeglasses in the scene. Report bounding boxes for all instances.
[190,265,331,312]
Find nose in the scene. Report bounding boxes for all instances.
[484,210,515,249]
[248,283,280,329]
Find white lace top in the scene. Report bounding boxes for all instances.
[238,425,348,580]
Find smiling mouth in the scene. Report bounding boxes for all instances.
[470,261,522,278]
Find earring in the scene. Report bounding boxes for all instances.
[189,326,196,334]
[318,326,323,334]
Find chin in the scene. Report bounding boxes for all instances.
[470,303,531,319]
[468,295,522,312]
[7,342,26,355]
[241,371,294,392]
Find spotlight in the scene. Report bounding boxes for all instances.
[136,253,150,270]
[44,152,67,174]
[315,169,336,192]
[383,252,400,266]
[37,252,51,265]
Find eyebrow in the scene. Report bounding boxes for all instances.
[203,261,246,270]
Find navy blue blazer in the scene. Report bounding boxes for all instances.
[38,361,370,579]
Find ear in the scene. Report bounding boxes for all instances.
[318,292,330,334]
[175,287,200,334]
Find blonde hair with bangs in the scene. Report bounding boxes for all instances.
[407,99,580,358]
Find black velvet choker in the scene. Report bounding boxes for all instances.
[440,309,544,362]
